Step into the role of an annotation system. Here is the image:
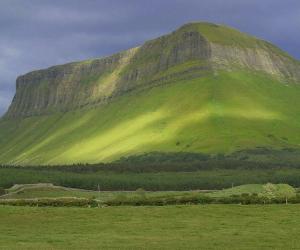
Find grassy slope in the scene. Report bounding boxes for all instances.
[186,22,261,47]
[209,184,264,197]
[1,205,300,249]
[1,70,300,165]
[1,184,99,200]
[181,22,294,58]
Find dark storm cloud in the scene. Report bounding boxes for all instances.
[0,0,299,115]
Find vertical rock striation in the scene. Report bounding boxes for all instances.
[5,22,300,118]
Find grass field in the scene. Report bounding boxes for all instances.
[0,205,300,249]
[0,183,190,201]
[0,183,296,207]
[0,183,197,201]
[0,183,207,204]
[209,184,264,197]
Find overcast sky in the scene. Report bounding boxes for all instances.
[1,0,299,115]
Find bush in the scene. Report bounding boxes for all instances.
[0,198,98,207]
[259,183,296,204]
[0,187,6,196]
[104,194,215,206]
[136,188,146,198]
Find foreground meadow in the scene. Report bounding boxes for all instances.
[1,205,300,249]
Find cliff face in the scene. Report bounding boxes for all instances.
[6,48,138,117]
[5,22,300,118]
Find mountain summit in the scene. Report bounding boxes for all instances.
[2,22,300,165]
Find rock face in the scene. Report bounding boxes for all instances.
[5,22,300,118]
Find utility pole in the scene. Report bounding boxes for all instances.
[97,184,101,199]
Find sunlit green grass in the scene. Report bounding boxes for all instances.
[209,184,263,198]
[1,205,300,249]
[2,184,99,200]
[1,70,300,165]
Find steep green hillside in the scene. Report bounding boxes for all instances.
[1,70,300,165]
[1,22,300,165]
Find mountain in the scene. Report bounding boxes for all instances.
[1,22,300,165]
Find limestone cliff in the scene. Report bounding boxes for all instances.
[5,22,300,118]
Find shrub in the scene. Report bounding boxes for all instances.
[136,188,146,198]
[0,187,6,196]
[0,198,98,207]
[259,183,296,204]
